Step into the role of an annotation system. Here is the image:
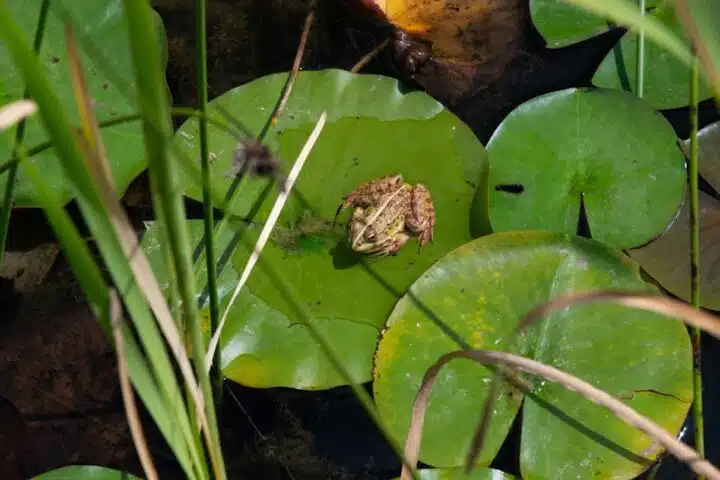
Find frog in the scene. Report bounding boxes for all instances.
[336,174,435,256]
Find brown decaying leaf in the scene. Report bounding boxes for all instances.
[358,0,524,105]
[628,189,720,311]
[400,290,720,480]
[1,243,60,294]
[681,120,720,193]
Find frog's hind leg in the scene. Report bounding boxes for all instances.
[406,184,435,247]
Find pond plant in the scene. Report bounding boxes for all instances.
[1,0,720,479]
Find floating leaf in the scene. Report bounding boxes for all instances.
[174,69,488,331]
[353,0,524,104]
[141,220,379,389]
[530,0,660,48]
[32,466,142,480]
[360,0,523,67]
[0,0,167,206]
[486,87,686,250]
[593,5,714,109]
[392,467,516,480]
[681,119,720,193]
[374,231,692,477]
[629,190,720,311]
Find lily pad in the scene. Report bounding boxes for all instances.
[593,5,714,109]
[530,0,660,48]
[141,220,379,389]
[32,466,141,480]
[0,0,167,206]
[174,69,488,331]
[392,467,516,480]
[373,231,692,477]
[629,189,720,311]
[681,119,720,193]
[486,87,686,250]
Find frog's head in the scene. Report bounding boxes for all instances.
[350,211,407,256]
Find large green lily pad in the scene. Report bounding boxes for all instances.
[0,0,167,206]
[173,69,488,331]
[593,5,714,109]
[32,466,141,480]
[530,0,660,48]
[141,220,379,389]
[485,87,686,250]
[373,231,692,477]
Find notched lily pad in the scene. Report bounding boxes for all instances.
[485,87,686,250]
[141,219,379,389]
[593,5,714,109]
[374,231,692,477]
[0,0,168,206]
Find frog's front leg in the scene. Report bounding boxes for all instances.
[405,184,435,247]
[391,29,432,75]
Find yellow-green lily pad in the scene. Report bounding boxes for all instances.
[374,231,692,477]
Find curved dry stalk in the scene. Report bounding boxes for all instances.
[204,111,327,371]
[267,3,316,130]
[401,348,720,480]
[350,38,391,73]
[110,290,159,480]
[518,291,720,337]
[467,289,720,470]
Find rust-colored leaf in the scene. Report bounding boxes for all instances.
[358,0,524,104]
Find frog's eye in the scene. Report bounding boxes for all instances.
[365,228,377,240]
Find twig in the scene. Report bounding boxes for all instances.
[110,290,159,480]
[265,4,316,132]
[401,349,720,480]
[350,38,390,73]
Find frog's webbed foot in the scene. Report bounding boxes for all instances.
[406,183,435,248]
[391,29,433,76]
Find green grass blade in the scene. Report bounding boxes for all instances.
[0,0,50,267]
[194,0,222,403]
[17,145,197,477]
[688,54,705,478]
[674,0,720,102]
[121,0,225,476]
[560,0,692,65]
[0,7,208,477]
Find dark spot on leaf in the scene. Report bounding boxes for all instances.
[102,83,108,90]
[352,157,360,166]
[289,114,295,120]
[460,288,465,293]
[465,180,477,188]
[316,301,321,305]
[494,184,524,194]
[51,56,60,64]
